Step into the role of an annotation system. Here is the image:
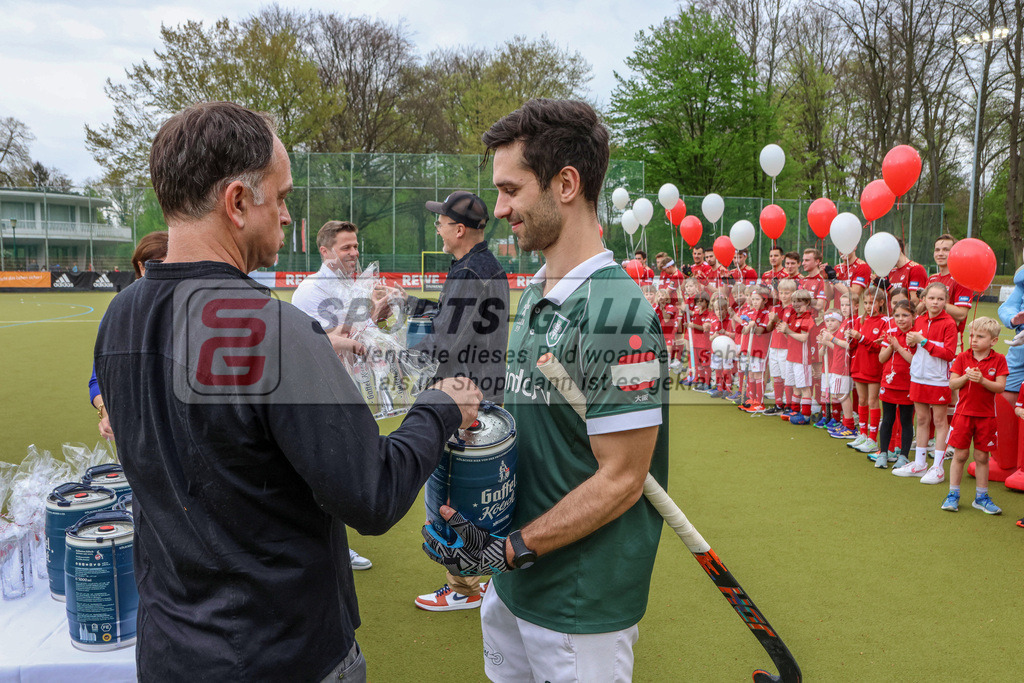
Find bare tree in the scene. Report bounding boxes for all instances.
[0,117,34,185]
[1003,0,1024,264]
[306,14,422,153]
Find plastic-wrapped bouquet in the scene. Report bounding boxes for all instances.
[321,262,439,419]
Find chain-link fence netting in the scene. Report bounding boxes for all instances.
[2,153,968,278]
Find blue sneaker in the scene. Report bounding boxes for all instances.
[972,494,1002,515]
[727,391,744,402]
[681,378,693,388]
[789,413,810,425]
[826,418,842,430]
[829,426,858,439]
[709,389,726,399]
[813,415,830,429]
[941,491,960,512]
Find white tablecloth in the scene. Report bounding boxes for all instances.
[0,582,136,682]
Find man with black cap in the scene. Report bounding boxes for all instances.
[411,190,510,612]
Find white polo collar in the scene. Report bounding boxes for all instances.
[531,249,616,305]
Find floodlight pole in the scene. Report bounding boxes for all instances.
[10,218,16,270]
[1,219,6,271]
[960,27,1012,238]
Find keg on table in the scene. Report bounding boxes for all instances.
[64,510,137,651]
[81,464,131,495]
[45,483,117,600]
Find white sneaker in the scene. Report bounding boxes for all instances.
[892,461,928,478]
[669,359,683,373]
[920,465,945,484]
[349,548,372,570]
[854,438,879,453]
[847,434,868,449]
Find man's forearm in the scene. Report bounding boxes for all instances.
[518,465,646,558]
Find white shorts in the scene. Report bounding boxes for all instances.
[748,356,766,373]
[481,587,638,682]
[710,355,735,371]
[768,348,787,379]
[788,361,812,389]
[823,373,852,398]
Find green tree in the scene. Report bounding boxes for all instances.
[427,35,593,154]
[608,6,770,195]
[85,17,340,185]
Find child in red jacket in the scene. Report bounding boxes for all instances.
[894,282,958,479]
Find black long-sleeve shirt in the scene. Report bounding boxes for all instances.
[408,241,509,402]
[94,261,461,681]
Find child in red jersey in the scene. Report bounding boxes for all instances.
[708,296,737,398]
[777,290,816,424]
[678,278,701,386]
[818,296,856,437]
[738,285,772,412]
[894,282,958,480]
[847,286,887,451]
[941,317,1008,513]
[765,279,797,415]
[686,292,712,390]
[874,300,917,468]
[655,289,681,373]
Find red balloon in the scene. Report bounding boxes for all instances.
[623,258,644,283]
[948,238,997,293]
[882,145,922,198]
[807,198,837,240]
[713,236,735,268]
[665,199,687,226]
[860,179,895,223]
[679,215,702,247]
[759,204,786,240]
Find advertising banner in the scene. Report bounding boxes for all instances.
[0,271,51,289]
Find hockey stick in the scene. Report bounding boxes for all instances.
[536,352,801,683]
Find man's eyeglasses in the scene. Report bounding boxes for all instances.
[434,219,456,229]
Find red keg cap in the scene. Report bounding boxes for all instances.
[98,525,115,532]
[106,473,119,478]
[74,492,88,498]
[470,420,480,429]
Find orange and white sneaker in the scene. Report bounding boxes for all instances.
[414,584,483,611]
[742,402,765,413]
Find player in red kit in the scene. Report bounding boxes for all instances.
[943,317,1008,514]
[886,238,928,305]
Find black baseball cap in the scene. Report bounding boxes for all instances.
[425,191,488,229]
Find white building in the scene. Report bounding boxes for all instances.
[0,188,131,270]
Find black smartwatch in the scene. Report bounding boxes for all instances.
[508,530,537,570]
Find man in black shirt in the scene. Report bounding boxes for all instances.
[408,191,509,612]
[94,102,481,681]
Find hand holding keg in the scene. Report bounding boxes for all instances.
[432,377,483,429]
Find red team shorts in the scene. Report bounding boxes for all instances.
[946,414,997,452]
[909,382,950,405]
[879,386,912,406]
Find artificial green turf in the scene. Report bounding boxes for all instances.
[3,292,1023,680]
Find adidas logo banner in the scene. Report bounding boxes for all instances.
[53,274,74,288]
[93,273,114,290]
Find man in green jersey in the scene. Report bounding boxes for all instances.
[422,99,669,681]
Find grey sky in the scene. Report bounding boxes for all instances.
[0,0,676,184]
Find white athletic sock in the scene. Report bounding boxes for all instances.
[915,447,928,468]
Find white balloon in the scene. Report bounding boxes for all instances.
[864,232,901,276]
[730,220,755,250]
[829,212,862,256]
[632,197,654,226]
[759,144,785,178]
[711,335,740,363]
[612,187,630,210]
[702,193,724,223]
[658,183,680,210]
[621,209,640,235]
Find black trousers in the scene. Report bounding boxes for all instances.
[879,400,914,454]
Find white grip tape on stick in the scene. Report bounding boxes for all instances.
[536,353,711,555]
